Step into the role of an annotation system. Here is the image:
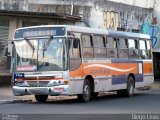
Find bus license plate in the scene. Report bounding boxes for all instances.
[54,88,64,92]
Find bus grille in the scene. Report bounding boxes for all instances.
[26,81,49,87]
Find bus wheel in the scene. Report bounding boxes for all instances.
[35,95,48,103]
[126,76,134,97]
[77,79,91,102]
[117,76,134,97]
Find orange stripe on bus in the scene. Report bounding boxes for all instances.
[143,63,153,74]
[70,63,139,78]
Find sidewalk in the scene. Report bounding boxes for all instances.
[0,86,34,101]
[150,81,160,90]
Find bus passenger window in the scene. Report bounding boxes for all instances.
[128,39,138,59]
[82,34,94,59]
[117,38,128,58]
[139,40,147,59]
[93,35,106,58]
[106,37,118,58]
[146,40,151,59]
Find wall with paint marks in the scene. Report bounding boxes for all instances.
[87,0,152,32]
[0,0,156,48]
[151,0,160,49]
[107,0,153,9]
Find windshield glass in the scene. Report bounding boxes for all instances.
[14,38,67,71]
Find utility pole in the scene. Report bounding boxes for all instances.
[71,0,75,15]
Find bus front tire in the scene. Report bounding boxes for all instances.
[77,79,91,102]
[117,76,134,97]
[35,95,48,103]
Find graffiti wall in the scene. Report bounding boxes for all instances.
[103,10,158,48]
[100,1,157,48]
[98,1,152,30]
[141,17,160,48]
[103,11,118,30]
[103,9,152,31]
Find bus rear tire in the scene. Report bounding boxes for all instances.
[77,79,91,102]
[35,95,48,103]
[117,76,134,97]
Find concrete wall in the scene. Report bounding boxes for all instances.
[151,0,160,49]
[0,0,28,11]
[23,0,153,31]
[0,0,158,48]
[87,1,152,31]
[28,0,154,8]
[107,0,154,8]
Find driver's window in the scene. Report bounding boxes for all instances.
[69,39,80,59]
[69,35,81,71]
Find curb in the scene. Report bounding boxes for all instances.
[137,81,160,91]
[150,81,160,90]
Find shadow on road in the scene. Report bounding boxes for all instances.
[25,91,154,105]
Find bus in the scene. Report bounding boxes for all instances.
[12,25,154,102]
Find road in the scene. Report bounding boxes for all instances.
[0,86,160,120]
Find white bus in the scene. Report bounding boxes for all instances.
[12,25,154,102]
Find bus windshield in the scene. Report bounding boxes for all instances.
[14,37,67,71]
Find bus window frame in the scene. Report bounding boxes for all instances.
[139,39,148,59]
[128,38,139,59]
[93,34,106,59]
[81,34,94,59]
[67,32,82,71]
[117,37,129,59]
[106,36,118,59]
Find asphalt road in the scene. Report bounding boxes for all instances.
[0,87,160,120]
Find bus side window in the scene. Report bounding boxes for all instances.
[139,40,147,59]
[82,34,94,59]
[69,36,81,71]
[106,37,118,58]
[146,40,151,59]
[117,38,128,58]
[128,39,138,59]
[93,35,106,59]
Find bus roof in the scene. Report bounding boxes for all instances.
[15,25,150,40]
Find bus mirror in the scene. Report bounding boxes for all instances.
[2,41,13,56]
[73,38,79,48]
[68,32,75,39]
[5,49,10,56]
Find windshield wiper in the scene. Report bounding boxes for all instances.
[43,36,53,51]
[24,38,35,50]
[24,37,35,56]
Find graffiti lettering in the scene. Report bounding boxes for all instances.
[141,19,159,48]
[103,11,118,30]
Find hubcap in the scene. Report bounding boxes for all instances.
[83,85,90,100]
[128,80,134,95]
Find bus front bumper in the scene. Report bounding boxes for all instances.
[13,85,70,96]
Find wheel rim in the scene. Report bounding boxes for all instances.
[83,84,90,100]
[128,79,134,95]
